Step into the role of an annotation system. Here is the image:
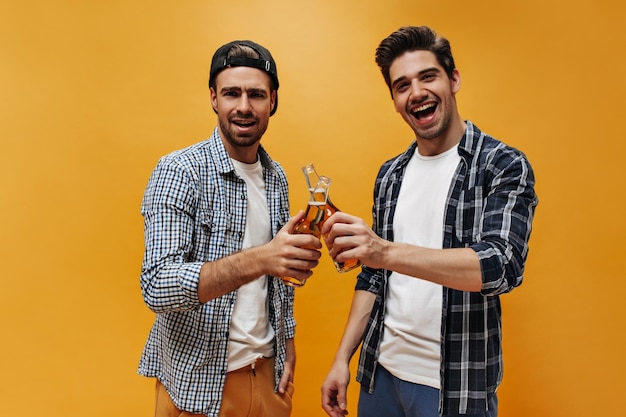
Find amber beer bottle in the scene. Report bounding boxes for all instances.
[281,176,331,287]
[301,164,362,273]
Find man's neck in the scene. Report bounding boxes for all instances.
[415,117,466,156]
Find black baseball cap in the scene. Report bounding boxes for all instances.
[209,40,279,116]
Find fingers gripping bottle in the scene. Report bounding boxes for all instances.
[281,175,332,287]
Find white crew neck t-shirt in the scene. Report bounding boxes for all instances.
[378,145,460,388]
[227,158,275,371]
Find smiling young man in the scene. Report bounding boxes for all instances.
[138,40,322,417]
[320,26,538,417]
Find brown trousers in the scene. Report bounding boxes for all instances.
[154,357,294,417]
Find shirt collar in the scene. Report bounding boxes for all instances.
[209,127,278,176]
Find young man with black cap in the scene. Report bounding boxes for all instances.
[138,40,321,417]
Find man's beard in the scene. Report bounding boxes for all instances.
[408,101,451,141]
[218,116,267,148]
[416,114,450,140]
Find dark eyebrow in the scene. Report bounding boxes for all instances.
[390,66,442,90]
[220,86,241,94]
[246,87,268,95]
[219,86,268,95]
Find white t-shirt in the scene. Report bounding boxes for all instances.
[227,158,275,371]
[378,145,460,388]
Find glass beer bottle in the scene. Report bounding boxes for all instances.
[281,175,331,287]
[301,164,362,273]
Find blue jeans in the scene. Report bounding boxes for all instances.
[358,365,497,417]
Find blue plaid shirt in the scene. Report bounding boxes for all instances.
[137,128,295,416]
[355,121,538,415]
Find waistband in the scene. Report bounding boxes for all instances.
[230,356,273,373]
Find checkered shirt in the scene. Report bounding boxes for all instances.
[355,121,538,415]
[137,128,295,416]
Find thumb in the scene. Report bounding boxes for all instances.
[278,373,289,394]
[282,210,305,233]
[337,390,347,411]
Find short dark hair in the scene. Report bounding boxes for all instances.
[375,26,456,96]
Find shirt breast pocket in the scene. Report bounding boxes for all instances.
[197,209,235,260]
[453,186,484,244]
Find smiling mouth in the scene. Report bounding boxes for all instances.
[232,119,256,128]
[410,102,437,120]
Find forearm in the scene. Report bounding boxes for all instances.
[285,338,296,369]
[332,290,376,364]
[381,243,482,292]
[197,212,322,302]
[325,213,483,292]
[197,244,270,302]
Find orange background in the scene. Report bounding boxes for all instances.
[1,1,624,416]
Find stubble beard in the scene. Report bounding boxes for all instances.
[218,116,267,149]
[416,115,450,140]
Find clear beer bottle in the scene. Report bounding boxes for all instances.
[301,164,362,273]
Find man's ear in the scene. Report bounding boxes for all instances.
[451,68,461,94]
[270,90,277,112]
[210,87,218,113]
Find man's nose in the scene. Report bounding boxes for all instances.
[236,94,253,112]
[409,79,427,99]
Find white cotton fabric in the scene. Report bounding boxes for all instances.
[378,145,460,389]
[227,158,275,371]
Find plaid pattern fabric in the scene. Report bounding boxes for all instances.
[137,128,295,416]
[355,121,538,415]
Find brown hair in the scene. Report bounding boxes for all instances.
[209,44,260,89]
[375,26,456,95]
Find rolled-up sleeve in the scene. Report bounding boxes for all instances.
[140,157,203,313]
[472,152,538,295]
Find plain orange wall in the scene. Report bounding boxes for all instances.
[1,1,624,416]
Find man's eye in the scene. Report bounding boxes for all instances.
[394,82,408,92]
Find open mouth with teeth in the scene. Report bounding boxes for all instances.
[410,102,437,121]
[232,119,256,128]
